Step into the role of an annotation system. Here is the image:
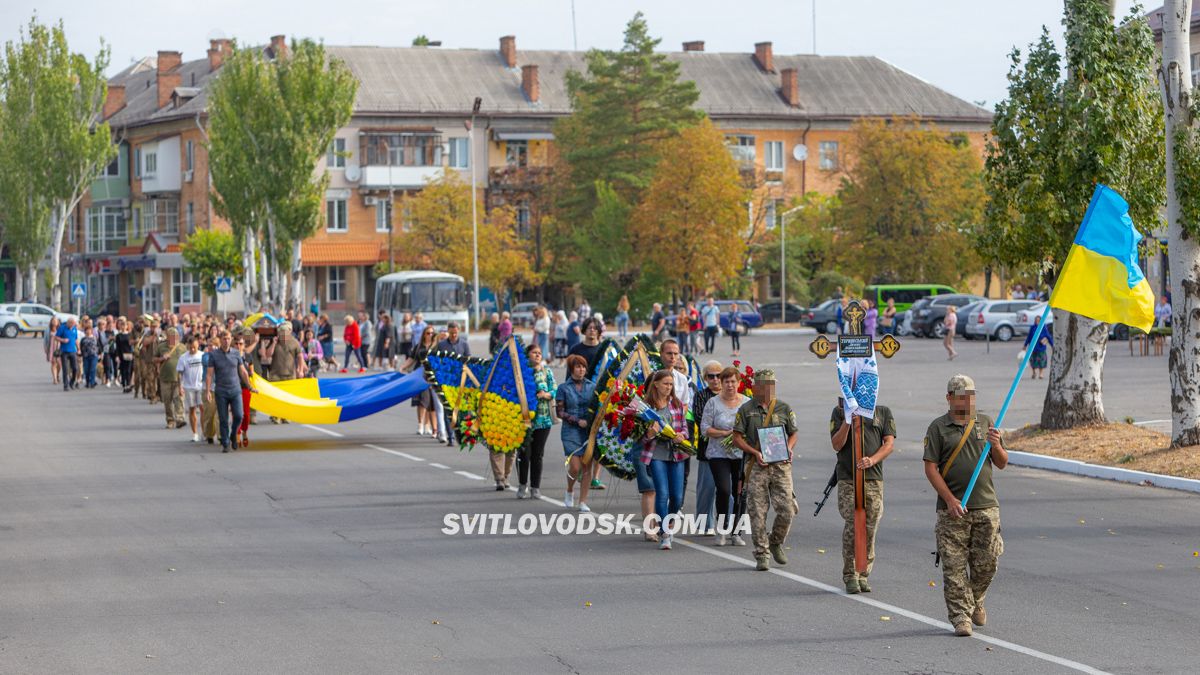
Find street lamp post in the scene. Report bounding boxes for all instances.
[469,97,482,332]
[780,204,804,323]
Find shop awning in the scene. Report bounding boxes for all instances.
[301,241,385,267]
[492,130,554,141]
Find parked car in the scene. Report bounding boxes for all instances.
[758,301,807,324]
[1015,302,1132,340]
[965,299,1041,341]
[0,303,79,338]
[956,300,987,339]
[509,301,540,327]
[910,294,986,338]
[863,283,957,314]
[804,299,842,335]
[665,300,762,336]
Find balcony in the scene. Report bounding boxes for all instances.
[361,165,445,189]
[488,166,552,192]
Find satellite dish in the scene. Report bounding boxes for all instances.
[792,144,808,162]
[345,164,361,182]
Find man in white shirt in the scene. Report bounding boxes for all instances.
[659,338,694,408]
[700,296,721,354]
[176,336,207,442]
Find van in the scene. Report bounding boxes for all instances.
[863,284,957,313]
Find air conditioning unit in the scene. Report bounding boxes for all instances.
[183,170,194,183]
[363,195,378,207]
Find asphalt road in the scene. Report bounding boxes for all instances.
[0,331,1196,674]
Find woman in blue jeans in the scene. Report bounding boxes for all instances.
[640,369,691,551]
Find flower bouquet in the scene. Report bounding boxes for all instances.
[456,410,483,451]
[603,380,696,455]
[718,361,757,454]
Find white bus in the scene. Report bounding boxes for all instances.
[374,271,470,335]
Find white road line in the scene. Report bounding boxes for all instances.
[362,444,425,461]
[1132,419,1170,426]
[675,539,1109,675]
[303,424,344,438]
[429,462,450,469]
[454,470,486,481]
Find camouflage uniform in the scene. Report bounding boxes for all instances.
[830,405,896,585]
[266,326,301,424]
[732,386,799,560]
[157,333,186,427]
[141,330,160,404]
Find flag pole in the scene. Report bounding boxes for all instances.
[959,302,1052,507]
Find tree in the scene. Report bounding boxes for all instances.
[207,38,356,312]
[395,170,539,302]
[751,192,837,306]
[634,120,748,299]
[1159,0,1200,447]
[412,35,432,47]
[551,12,702,297]
[833,118,985,287]
[983,0,1164,429]
[0,17,114,309]
[181,229,243,313]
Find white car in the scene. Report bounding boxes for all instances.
[0,303,79,338]
[965,299,1041,341]
[1014,303,1054,336]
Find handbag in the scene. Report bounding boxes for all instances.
[1016,349,1027,363]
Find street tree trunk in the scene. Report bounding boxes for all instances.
[48,202,68,310]
[1161,0,1200,447]
[13,266,23,302]
[242,229,258,313]
[1040,310,1109,429]
[290,239,304,311]
[258,243,269,311]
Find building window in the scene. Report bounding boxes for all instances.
[364,133,442,166]
[142,284,161,313]
[326,198,348,231]
[186,202,195,234]
[67,210,76,244]
[819,141,839,171]
[516,203,531,237]
[726,135,756,166]
[86,206,127,253]
[134,148,142,179]
[104,155,120,177]
[327,138,346,169]
[327,266,346,302]
[172,269,201,307]
[506,140,528,168]
[449,137,469,168]
[143,199,179,235]
[401,200,414,232]
[186,140,194,172]
[144,151,157,177]
[764,141,784,172]
[86,274,118,307]
[375,199,392,233]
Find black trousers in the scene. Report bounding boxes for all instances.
[518,427,551,488]
[704,326,718,353]
[119,358,134,388]
[60,353,78,389]
[709,457,742,529]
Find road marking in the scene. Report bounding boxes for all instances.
[362,444,425,461]
[675,539,1110,675]
[1132,419,1170,426]
[454,470,486,480]
[303,424,344,438]
[429,462,450,469]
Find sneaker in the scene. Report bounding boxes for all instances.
[972,604,986,626]
[845,579,861,595]
[732,535,747,547]
[530,488,541,499]
[192,433,200,443]
[340,368,348,373]
[858,579,872,593]
[659,534,672,550]
[755,555,770,571]
[769,543,788,565]
[954,621,973,637]
[221,444,230,453]
[714,534,727,547]
[578,502,591,513]
[494,482,505,492]
[206,438,214,445]
[358,368,365,373]
[590,478,606,490]
[516,486,528,499]
[563,492,574,508]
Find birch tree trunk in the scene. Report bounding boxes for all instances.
[13,266,23,302]
[1040,311,1109,429]
[290,238,304,311]
[48,202,67,310]
[1161,0,1200,447]
[242,229,258,312]
[27,265,37,302]
[258,243,269,311]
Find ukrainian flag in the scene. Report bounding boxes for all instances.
[1050,185,1155,332]
[248,371,429,424]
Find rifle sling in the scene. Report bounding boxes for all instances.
[940,417,976,479]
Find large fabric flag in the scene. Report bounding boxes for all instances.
[1049,185,1155,332]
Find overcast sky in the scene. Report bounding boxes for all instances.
[1,0,1149,109]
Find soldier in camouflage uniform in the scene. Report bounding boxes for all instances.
[731,370,799,571]
[829,399,896,594]
[265,322,303,424]
[923,374,1007,637]
[140,319,161,404]
[131,318,145,399]
[156,328,187,428]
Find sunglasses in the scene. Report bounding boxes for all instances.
[704,373,720,380]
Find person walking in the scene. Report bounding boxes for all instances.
[199,335,220,444]
[692,360,722,538]
[156,328,187,429]
[701,366,749,546]
[640,369,692,550]
[731,370,798,571]
[881,298,898,336]
[435,322,470,447]
[55,317,80,391]
[864,300,878,337]
[552,310,569,362]
[495,312,512,348]
[398,312,414,367]
[405,325,439,435]
[177,336,207,442]
[675,306,692,356]
[532,306,551,360]
[923,374,1008,637]
[236,330,258,448]
[728,311,743,357]
[1023,316,1053,379]
[700,297,720,354]
[686,302,701,356]
[830,398,896,594]
[1155,295,1173,328]
[206,331,256,453]
[615,295,631,338]
[45,316,62,385]
[341,315,366,373]
[943,306,959,360]
[80,324,99,388]
[115,317,135,393]
[555,354,595,511]
[374,312,396,371]
[357,311,373,370]
[266,323,304,423]
[98,317,116,387]
[517,343,557,499]
[316,314,335,372]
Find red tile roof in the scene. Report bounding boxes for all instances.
[301,241,385,266]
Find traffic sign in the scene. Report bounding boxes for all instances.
[215,277,233,293]
[71,282,87,298]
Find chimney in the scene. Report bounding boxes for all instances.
[682,41,705,52]
[754,41,774,73]
[522,64,539,103]
[780,68,799,107]
[208,38,231,71]
[156,51,182,110]
[270,34,287,59]
[103,84,126,119]
[500,35,517,68]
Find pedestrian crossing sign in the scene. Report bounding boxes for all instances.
[215,277,233,293]
[71,282,87,298]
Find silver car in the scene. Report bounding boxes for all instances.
[0,303,79,338]
[965,299,1041,341]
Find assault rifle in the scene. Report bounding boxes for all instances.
[813,469,838,516]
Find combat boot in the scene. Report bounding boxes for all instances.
[845,579,861,594]
[953,621,973,637]
[769,543,788,565]
[857,579,871,593]
[755,555,770,571]
[972,604,986,626]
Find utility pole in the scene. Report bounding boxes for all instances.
[780,204,804,322]
[469,96,482,332]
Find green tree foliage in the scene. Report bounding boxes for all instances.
[0,17,114,308]
[983,0,1164,429]
[833,118,985,287]
[551,12,702,295]
[752,192,837,306]
[181,229,243,312]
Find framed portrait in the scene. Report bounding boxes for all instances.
[757,425,790,464]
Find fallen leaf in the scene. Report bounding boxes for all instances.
[929,581,937,587]
[985,647,994,651]
[145,655,156,659]
[432,620,440,625]
[880,616,891,621]
[584,601,592,607]
[1193,551,1198,557]
[816,548,826,554]
[1156,564,1165,569]
[167,568,176,572]
[1079,519,1086,524]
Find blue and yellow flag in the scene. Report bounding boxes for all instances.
[1050,185,1155,332]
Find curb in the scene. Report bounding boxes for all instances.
[1006,450,1200,494]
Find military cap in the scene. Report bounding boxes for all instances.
[947,374,976,394]
[753,369,776,383]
